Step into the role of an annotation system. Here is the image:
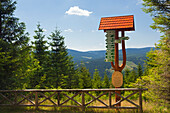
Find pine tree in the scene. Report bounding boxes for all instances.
[137,63,143,79]
[102,71,110,88]
[129,69,137,82]
[48,27,77,89]
[31,23,48,88]
[123,68,130,85]
[0,0,31,90]
[143,0,169,32]
[32,23,48,66]
[78,63,92,89]
[92,69,102,89]
[131,0,170,107]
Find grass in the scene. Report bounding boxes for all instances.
[0,100,169,113]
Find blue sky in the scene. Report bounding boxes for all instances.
[15,0,162,51]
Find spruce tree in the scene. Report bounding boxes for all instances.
[48,27,77,89]
[123,68,130,85]
[32,23,48,66]
[129,69,137,82]
[132,0,170,107]
[92,69,102,89]
[31,23,48,88]
[102,71,110,88]
[78,63,92,89]
[0,0,30,90]
[137,63,143,79]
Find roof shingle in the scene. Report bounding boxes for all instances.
[98,15,135,31]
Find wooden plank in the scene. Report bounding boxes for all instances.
[37,105,81,107]
[0,93,14,105]
[59,105,81,108]
[0,94,5,104]
[38,92,57,106]
[20,94,35,105]
[17,92,33,105]
[0,104,35,106]
[113,91,139,107]
[60,92,80,105]
[0,88,148,92]
[62,92,82,106]
[85,91,108,107]
[87,106,137,109]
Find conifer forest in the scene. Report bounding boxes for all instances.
[0,0,169,112]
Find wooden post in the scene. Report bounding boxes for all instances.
[114,30,119,70]
[58,92,60,106]
[14,91,17,105]
[120,31,126,71]
[114,30,121,107]
[109,91,112,108]
[35,92,38,110]
[139,90,143,113]
[81,92,85,111]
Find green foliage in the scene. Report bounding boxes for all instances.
[102,71,110,88]
[32,23,48,66]
[78,63,92,89]
[137,63,143,79]
[30,23,48,89]
[0,0,31,90]
[47,27,77,89]
[129,0,170,107]
[142,0,170,32]
[123,64,142,88]
[92,69,102,89]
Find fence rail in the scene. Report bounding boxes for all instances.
[0,88,147,113]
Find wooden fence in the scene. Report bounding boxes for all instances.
[0,88,147,113]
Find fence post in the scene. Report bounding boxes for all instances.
[58,92,60,106]
[35,92,38,110]
[109,91,112,108]
[14,91,17,105]
[139,90,143,113]
[81,91,85,111]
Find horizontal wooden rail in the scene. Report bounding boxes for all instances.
[0,88,147,113]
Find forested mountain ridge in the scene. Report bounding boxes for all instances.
[68,47,155,78]
[68,47,155,63]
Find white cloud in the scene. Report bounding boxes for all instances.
[65,6,92,16]
[64,29,73,32]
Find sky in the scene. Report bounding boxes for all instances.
[14,0,162,51]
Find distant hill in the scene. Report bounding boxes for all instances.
[67,49,105,63]
[68,47,154,78]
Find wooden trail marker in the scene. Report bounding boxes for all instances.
[98,15,135,107]
[112,71,123,88]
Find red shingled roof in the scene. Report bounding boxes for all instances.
[98,15,135,31]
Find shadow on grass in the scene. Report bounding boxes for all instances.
[0,106,142,113]
[1,106,169,113]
